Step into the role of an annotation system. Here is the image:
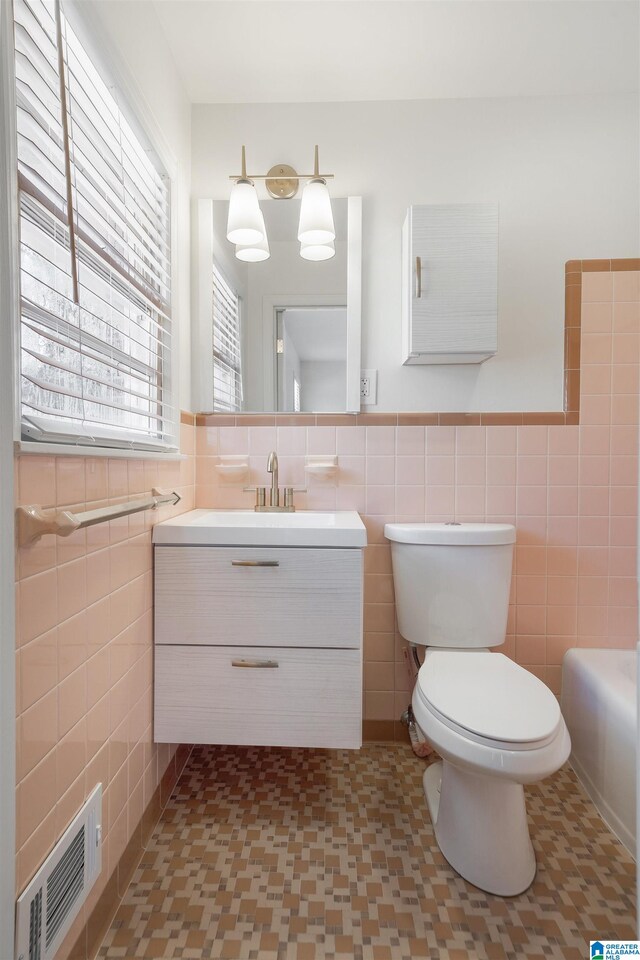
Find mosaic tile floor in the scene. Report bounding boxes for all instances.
[98,744,636,960]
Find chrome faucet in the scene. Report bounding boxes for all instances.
[267,450,279,507]
[245,451,305,512]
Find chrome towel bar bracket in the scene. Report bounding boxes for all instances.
[16,488,181,547]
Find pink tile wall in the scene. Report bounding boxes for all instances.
[14,422,195,911]
[195,272,639,725]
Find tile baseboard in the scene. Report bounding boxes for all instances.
[362,719,411,744]
[60,744,192,960]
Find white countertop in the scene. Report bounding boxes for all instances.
[153,509,367,548]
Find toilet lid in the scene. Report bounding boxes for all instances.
[418,651,561,744]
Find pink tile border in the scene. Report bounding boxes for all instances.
[194,260,638,429]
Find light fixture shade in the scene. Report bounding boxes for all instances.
[235,210,269,261]
[297,178,335,245]
[235,240,270,261]
[300,239,335,261]
[227,180,264,245]
[236,238,270,263]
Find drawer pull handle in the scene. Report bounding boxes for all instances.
[231,559,279,567]
[231,659,279,668]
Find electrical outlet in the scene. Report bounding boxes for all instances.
[360,369,378,405]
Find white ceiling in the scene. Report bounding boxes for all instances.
[152,1,638,105]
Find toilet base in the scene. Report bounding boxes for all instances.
[423,761,536,896]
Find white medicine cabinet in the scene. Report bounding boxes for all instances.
[402,203,499,365]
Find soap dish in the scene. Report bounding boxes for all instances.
[305,455,338,478]
[215,456,249,482]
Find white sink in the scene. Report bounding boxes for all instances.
[152,509,367,548]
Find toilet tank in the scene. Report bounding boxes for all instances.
[384,523,515,649]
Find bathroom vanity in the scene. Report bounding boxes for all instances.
[153,509,366,748]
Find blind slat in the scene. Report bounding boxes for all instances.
[22,343,161,406]
[22,316,167,389]
[213,330,241,354]
[212,265,242,412]
[15,71,64,137]
[22,400,173,439]
[21,371,164,421]
[22,209,172,357]
[64,61,169,225]
[72,168,171,268]
[14,0,174,450]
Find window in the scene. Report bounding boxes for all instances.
[13,0,175,450]
[212,262,242,412]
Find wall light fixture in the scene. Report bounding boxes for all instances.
[227,146,335,262]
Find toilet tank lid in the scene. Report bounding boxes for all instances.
[384,522,516,545]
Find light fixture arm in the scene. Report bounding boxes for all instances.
[230,145,333,182]
[228,172,334,181]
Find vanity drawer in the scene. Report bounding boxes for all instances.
[154,644,362,748]
[154,546,363,648]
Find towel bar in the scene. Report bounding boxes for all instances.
[16,488,181,547]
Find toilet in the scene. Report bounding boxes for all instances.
[384,522,571,896]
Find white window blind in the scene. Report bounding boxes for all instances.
[212,263,242,412]
[13,0,176,450]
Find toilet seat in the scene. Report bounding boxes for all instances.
[417,650,561,750]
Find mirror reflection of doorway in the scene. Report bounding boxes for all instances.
[275,306,347,412]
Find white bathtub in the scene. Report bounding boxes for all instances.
[562,648,637,856]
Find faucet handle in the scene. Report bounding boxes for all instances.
[283,487,308,508]
[243,486,267,508]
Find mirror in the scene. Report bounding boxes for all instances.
[192,196,361,414]
[277,307,348,412]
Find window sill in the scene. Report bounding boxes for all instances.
[16,441,186,461]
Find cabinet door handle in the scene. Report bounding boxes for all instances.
[231,659,279,668]
[231,559,280,567]
[415,256,422,299]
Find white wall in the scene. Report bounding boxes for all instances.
[192,94,639,411]
[301,361,346,412]
[84,0,193,412]
[282,329,301,411]
[243,240,347,409]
